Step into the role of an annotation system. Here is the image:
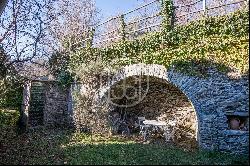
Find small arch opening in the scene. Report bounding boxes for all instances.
[227,115,249,131]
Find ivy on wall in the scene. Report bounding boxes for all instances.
[68,0,249,77]
[161,0,174,31]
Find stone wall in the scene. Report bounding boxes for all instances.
[167,67,249,154]
[219,130,249,154]
[43,81,72,127]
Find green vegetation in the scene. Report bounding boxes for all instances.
[0,83,23,110]
[69,9,249,77]
[0,76,23,130]
[0,129,248,165]
[0,109,19,126]
[0,47,24,114]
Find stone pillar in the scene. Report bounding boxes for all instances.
[67,83,74,127]
[20,81,31,130]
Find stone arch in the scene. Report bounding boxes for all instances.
[95,63,249,154]
[96,64,201,145]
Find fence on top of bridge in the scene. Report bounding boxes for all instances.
[72,0,248,49]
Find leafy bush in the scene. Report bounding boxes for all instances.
[0,109,20,126]
[57,70,75,89]
[0,47,23,111]
[0,81,23,109]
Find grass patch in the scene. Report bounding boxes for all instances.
[0,128,249,165]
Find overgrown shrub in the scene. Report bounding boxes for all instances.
[0,109,20,126]
[70,60,116,135]
[0,47,23,111]
[69,9,249,77]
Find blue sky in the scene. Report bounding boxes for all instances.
[96,0,148,21]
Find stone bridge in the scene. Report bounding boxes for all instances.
[95,63,249,154]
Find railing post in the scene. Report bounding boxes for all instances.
[20,80,31,132]
[90,28,95,47]
[224,0,227,15]
[86,28,95,48]
[119,14,126,41]
[245,0,249,10]
[203,0,207,17]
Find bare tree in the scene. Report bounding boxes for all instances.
[0,0,55,77]
[0,0,100,79]
[43,0,100,78]
[45,0,100,52]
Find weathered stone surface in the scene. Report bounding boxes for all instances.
[43,82,72,127]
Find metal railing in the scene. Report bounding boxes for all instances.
[72,0,248,49]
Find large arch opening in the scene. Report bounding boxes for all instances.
[106,75,198,149]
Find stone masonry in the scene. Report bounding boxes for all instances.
[96,63,249,154]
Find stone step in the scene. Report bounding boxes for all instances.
[29,115,43,119]
[30,100,45,103]
[30,92,45,95]
[29,114,43,118]
[31,87,45,90]
[31,82,44,86]
[30,95,46,98]
[29,120,43,126]
[29,103,45,106]
[29,107,44,111]
[29,111,43,114]
[29,117,43,121]
[31,86,45,89]
[29,83,46,127]
[31,92,45,95]
[29,114,43,120]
